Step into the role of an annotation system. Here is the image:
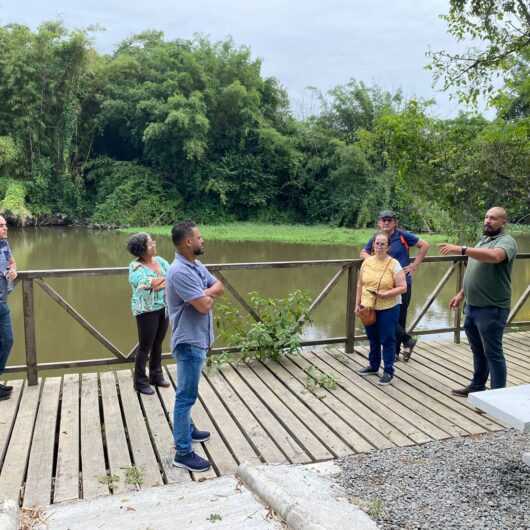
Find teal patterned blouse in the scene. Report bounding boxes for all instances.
[128,256,170,316]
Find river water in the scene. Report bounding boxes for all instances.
[5,228,530,368]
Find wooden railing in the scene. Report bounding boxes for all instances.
[7,254,530,385]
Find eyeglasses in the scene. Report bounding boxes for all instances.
[380,217,395,222]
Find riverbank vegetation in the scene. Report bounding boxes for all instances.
[0,2,528,238]
[123,223,449,246]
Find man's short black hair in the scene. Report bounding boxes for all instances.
[127,232,150,258]
[171,220,197,247]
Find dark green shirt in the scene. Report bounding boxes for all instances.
[463,232,518,309]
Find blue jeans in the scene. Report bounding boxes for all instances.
[0,303,13,375]
[173,343,207,456]
[464,305,509,390]
[365,305,400,376]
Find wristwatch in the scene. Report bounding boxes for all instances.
[461,246,467,255]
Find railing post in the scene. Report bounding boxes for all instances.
[453,259,464,344]
[22,278,38,385]
[345,263,358,354]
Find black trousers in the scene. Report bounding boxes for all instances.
[396,283,413,355]
[135,308,168,386]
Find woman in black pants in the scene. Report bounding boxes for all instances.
[127,232,170,394]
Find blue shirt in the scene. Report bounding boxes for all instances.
[0,240,13,303]
[166,253,217,351]
[363,230,419,285]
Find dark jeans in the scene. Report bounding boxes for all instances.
[135,308,168,386]
[365,305,400,376]
[396,283,413,355]
[0,302,13,375]
[173,343,207,455]
[464,305,509,390]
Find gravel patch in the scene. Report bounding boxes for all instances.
[338,430,530,530]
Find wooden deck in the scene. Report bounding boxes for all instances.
[1,332,529,508]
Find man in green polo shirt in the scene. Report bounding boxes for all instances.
[439,207,518,397]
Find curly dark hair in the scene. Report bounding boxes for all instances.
[127,232,150,258]
[171,220,196,246]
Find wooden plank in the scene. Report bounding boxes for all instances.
[99,372,136,494]
[0,379,41,502]
[421,341,527,385]
[115,370,163,488]
[262,359,374,454]
[341,354,469,438]
[0,380,23,469]
[54,374,80,503]
[292,352,432,445]
[159,367,220,479]
[277,356,399,450]
[138,388,190,484]
[249,360,353,457]
[24,377,61,507]
[345,265,357,353]
[205,367,288,464]
[231,363,333,461]
[341,347,488,435]
[22,279,38,385]
[443,339,530,378]
[80,373,109,500]
[353,345,503,431]
[219,364,310,464]
[313,351,453,440]
[198,374,262,466]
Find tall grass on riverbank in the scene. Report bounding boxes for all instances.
[122,222,449,246]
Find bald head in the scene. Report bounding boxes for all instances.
[484,207,507,237]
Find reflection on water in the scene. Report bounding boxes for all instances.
[6,228,530,366]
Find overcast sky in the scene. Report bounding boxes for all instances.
[0,0,483,117]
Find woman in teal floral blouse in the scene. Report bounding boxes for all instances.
[127,232,171,395]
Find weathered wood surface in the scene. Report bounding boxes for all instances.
[0,334,528,507]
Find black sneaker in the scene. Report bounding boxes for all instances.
[402,338,417,362]
[357,366,379,376]
[173,451,211,472]
[134,383,155,395]
[378,373,393,385]
[451,386,479,397]
[0,383,13,392]
[191,428,210,443]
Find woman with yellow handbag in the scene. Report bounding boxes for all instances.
[355,231,407,385]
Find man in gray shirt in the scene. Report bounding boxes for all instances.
[0,215,16,401]
[166,221,224,472]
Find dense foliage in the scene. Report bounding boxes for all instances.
[0,21,528,235]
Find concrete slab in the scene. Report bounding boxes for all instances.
[38,476,284,530]
[468,385,530,433]
[524,453,530,466]
[238,463,378,530]
[0,499,18,530]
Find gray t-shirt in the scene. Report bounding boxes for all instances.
[166,253,217,351]
[463,232,518,309]
[0,240,13,303]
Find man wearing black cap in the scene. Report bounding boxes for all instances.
[360,210,430,361]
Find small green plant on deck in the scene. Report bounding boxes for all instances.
[97,473,120,488]
[207,513,223,523]
[304,366,337,397]
[210,289,312,366]
[123,466,144,488]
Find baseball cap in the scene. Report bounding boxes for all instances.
[378,210,397,219]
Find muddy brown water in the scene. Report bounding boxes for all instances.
[5,228,530,369]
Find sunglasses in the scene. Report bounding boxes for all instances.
[380,217,395,222]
